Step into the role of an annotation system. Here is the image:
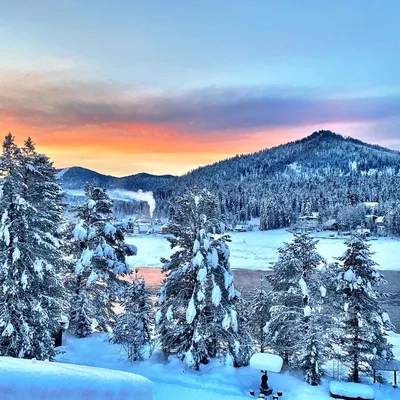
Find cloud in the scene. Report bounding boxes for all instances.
[1,70,400,135]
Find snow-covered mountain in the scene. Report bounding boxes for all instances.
[184,130,400,184]
[58,131,400,231]
[58,166,176,192]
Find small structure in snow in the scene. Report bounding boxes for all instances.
[363,202,379,209]
[161,225,170,234]
[329,381,374,400]
[323,219,338,231]
[372,359,400,388]
[299,212,319,221]
[234,224,249,232]
[298,212,319,232]
[250,353,283,373]
[250,353,283,398]
[54,315,69,347]
[356,228,371,237]
[259,371,272,397]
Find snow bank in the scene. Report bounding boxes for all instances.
[250,353,283,373]
[54,332,400,400]
[329,381,374,400]
[0,356,153,400]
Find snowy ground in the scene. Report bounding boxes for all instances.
[0,356,152,400]
[55,331,400,400]
[126,229,400,270]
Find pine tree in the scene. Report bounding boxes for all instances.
[265,234,325,368]
[70,183,134,337]
[0,135,66,360]
[248,277,270,353]
[113,271,152,361]
[331,235,393,382]
[298,278,331,386]
[156,190,253,369]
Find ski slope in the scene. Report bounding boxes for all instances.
[126,229,400,270]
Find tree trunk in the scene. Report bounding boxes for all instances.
[352,354,359,382]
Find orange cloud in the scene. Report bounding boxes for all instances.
[1,111,370,176]
[1,69,396,176]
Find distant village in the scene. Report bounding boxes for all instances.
[124,201,386,239]
[291,202,386,238]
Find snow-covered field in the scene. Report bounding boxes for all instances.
[126,229,400,271]
[54,331,400,400]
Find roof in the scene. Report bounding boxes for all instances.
[372,359,400,371]
[299,215,319,220]
[363,202,379,207]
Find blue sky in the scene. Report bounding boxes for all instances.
[1,0,400,175]
[2,0,400,90]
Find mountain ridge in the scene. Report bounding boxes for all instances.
[58,130,400,232]
[58,130,400,185]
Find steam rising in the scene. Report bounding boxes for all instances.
[109,190,156,217]
[66,188,156,217]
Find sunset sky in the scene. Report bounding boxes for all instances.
[1,0,400,176]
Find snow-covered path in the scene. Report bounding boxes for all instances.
[126,229,400,270]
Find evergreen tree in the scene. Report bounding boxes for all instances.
[298,278,331,386]
[156,190,253,369]
[248,277,270,352]
[331,235,393,382]
[70,183,134,337]
[0,134,66,360]
[113,271,152,361]
[265,234,325,368]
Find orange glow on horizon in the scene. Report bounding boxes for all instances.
[0,109,371,176]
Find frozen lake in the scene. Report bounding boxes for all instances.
[125,229,400,331]
[126,229,400,271]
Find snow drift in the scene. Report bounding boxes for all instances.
[329,381,374,400]
[0,356,153,400]
[249,353,283,373]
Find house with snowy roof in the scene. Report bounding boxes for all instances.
[234,224,249,232]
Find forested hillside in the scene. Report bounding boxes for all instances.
[59,131,400,234]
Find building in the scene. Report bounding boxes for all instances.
[298,212,320,231]
[234,224,249,232]
[322,219,338,231]
[161,225,170,234]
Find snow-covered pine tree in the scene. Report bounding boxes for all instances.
[113,271,152,361]
[297,277,331,386]
[331,235,393,382]
[70,183,134,337]
[0,134,66,360]
[232,295,254,367]
[248,276,270,352]
[156,190,253,370]
[265,234,325,368]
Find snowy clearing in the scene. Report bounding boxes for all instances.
[126,229,400,270]
[0,355,153,400]
[54,331,400,400]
